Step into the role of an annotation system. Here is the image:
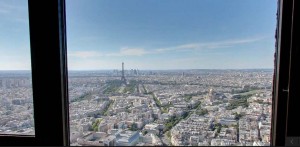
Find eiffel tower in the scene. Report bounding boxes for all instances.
[121,62,126,84]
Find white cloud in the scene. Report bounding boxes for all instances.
[156,37,265,52]
[104,48,150,57]
[176,43,200,50]
[68,37,265,59]
[0,60,31,70]
[0,3,26,13]
[68,59,123,70]
[68,51,102,58]
[0,51,31,70]
[119,48,148,56]
[0,2,28,23]
[69,48,149,58]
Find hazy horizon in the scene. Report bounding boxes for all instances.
[0,68,274,72]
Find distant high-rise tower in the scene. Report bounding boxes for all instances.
[121,62,126,84]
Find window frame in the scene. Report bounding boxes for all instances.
[271,0,299,146]
[0,0,298,146]
[0,0,69,146]
[284,0,300,140]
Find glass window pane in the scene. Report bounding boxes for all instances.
[0,0,34,135]
[66,0,276,146]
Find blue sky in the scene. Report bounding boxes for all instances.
[0,0,30,70]
[0,0,277,70]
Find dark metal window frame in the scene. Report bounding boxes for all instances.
[272,0,299,146]
[0,0,69,146]
[0,0,298,146]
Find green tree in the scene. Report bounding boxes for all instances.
[142,130,148,135]
[91,119,102,131]
[196,108,208,115]
[129,123,138,131]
